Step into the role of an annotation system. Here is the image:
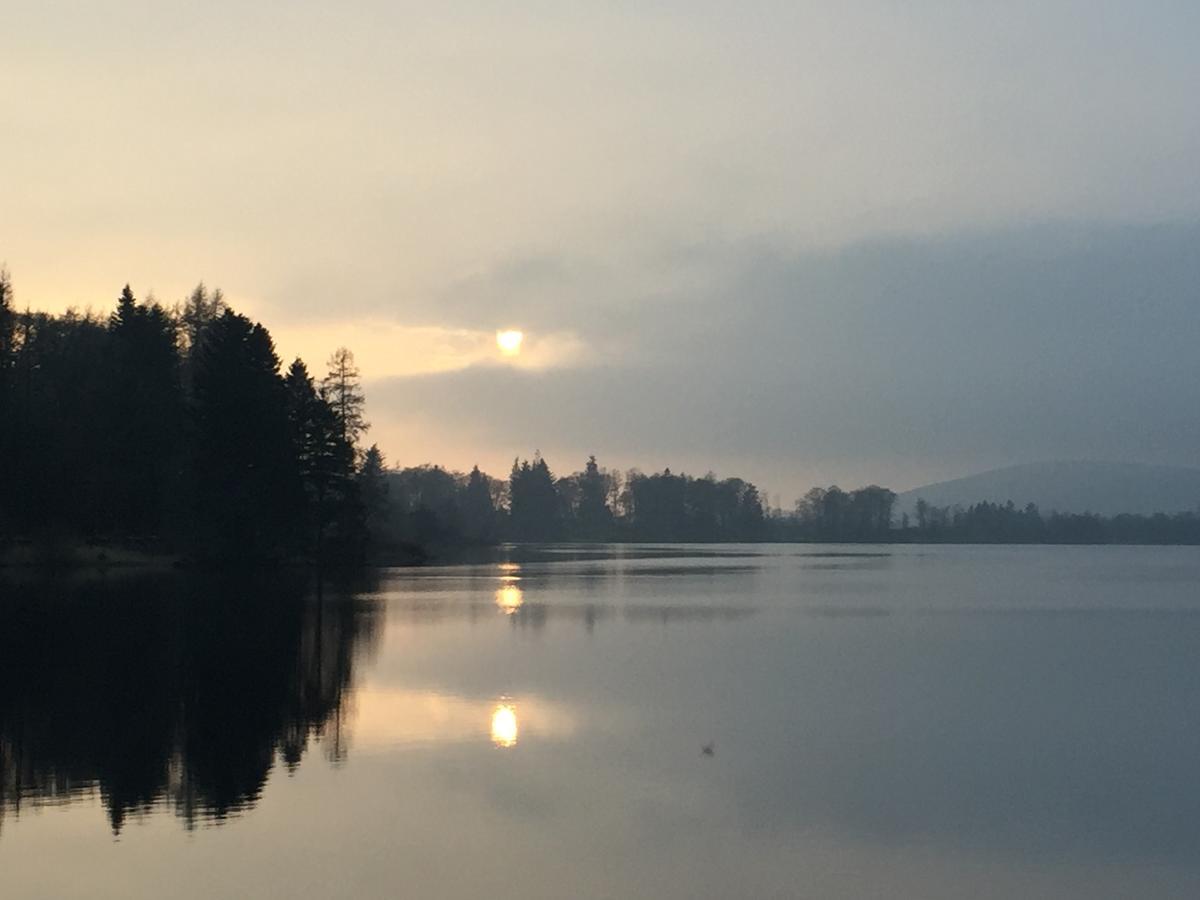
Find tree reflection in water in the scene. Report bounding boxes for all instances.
[0,572,381,834]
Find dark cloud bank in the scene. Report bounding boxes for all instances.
[371,222,1200,497]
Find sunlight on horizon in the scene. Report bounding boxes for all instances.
[267,320,584,385]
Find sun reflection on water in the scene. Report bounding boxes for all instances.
[490,703,519,748]
[495,585,524,614]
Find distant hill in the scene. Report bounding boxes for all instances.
[898,461,1200,518]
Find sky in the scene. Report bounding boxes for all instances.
[4,1,1199,502]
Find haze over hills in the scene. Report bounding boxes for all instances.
[898,461,1200,518]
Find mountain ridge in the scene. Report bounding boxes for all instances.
[898,461,1200,517]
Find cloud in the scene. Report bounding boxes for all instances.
[270,320,588,380]
[5,2,1200,494]
[9,1,1200,327]
[367,223,1200,497]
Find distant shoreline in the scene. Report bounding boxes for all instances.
[0,538,427,571]
[4,535,1198,573]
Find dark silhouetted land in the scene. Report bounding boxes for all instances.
[3,273,1198,563]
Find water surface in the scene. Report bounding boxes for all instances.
[2,545,1199,899]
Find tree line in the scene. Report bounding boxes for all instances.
[0,273,387,563]
[378,454,766,546]
[380,463,1200,548]
[767,488,1200,544]
[4,271,1197,559]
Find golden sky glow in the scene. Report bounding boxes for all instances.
[268,321,583,381]
[7,3,1198,495]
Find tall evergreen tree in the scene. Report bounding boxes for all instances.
[509,454,562,541]
[357,444,389,554]
[190,310,299,559]
[576,455,613,539]
[106,286,184,537]
[284,357,367,561]
[462,465,496,544]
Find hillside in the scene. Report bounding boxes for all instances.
[898,461,1200,517]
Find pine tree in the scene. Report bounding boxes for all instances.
[358,444,390,552]
[509,453,562,541]
[284,358,360,559]
[577,455,612,539]
[107,285,184,537]
[190,310,298,559]
[462,465,496,544]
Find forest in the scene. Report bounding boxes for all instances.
[385,463,1200,548]
[2,272,1198,563]
[0,274,387,563]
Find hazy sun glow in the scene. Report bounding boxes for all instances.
[496,329,524,356]
[491,703,519,748]
[495,585,524,615]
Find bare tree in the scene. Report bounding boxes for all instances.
[321,347,368,450]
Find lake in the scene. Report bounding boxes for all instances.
[2,544,1200,899]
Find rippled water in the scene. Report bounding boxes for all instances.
[3,544,1200,899]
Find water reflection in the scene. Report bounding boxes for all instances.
[6,547,1200,899]
[346,689,572,750]
[0,573,380,834]
[494,585,524,615]
[490,703,519,748]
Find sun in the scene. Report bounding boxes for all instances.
[496,329,524,356]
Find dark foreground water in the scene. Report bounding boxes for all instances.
[2,544,1200,899]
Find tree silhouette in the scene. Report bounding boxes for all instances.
[0,574,381,833]
[190,310,299,560]
[0,268,14,538]
[106,285,185,536]
[576,455,613,539]
[176,282,224,396]
[461,465,497,544]
[3,272,1198,557]
[358,444,389,554]
[509,454,562,541]
[285,358,360,559]
[322,347,368,451]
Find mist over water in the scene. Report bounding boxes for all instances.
[3,545,1200,899]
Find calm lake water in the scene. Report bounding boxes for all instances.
[3,544,1200,899]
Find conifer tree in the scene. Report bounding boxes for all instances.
[190,310,298,559]
[107,285,184,536]
[357,444,390,551]
[462,465,496,544]
[577,455,612,539]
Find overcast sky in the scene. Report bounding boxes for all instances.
[5,1,1199,499]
